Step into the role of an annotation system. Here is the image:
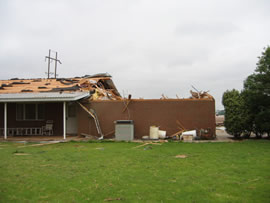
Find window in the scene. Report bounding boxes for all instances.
[16,104,24,120]
[16,103,45,120]
[25,104,36,120]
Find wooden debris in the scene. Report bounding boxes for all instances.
[77,102,103,137]
[161,94,168,99]
[104,130,115,137]
[190,90,213,99]
[169,120,187,138]
[170,130,185,138]
[14,153,31,156]
[17,142,60,148]
[175,154,187,158]
[40,164,56,167]
[104,197,123,201]
[176,120,186,130]
[132,142,162,149]
[80,133,98,140]
[182,135,193,142]
[122,96,132,113]
[133,143,150,149]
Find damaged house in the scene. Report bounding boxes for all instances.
[0,73,216,140]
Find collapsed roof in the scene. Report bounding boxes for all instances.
[0,73,122,101]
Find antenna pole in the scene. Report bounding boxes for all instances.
[55,52,58,79]
[47,49,51,79]
[45,49,62,79]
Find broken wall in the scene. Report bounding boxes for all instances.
[77,99,216,138]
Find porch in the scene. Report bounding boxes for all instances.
[0,92,89,140]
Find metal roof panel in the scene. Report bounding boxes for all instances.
[0,92,90,102]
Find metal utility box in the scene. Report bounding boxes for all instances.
[115,120,134,141]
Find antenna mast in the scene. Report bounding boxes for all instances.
[45,49,62,79]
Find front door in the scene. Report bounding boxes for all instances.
[66,102,77,135]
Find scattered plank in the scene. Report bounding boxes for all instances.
[176,120,186,130]
[40,164,57,167]
[170,130,185,138]
[133,143,150,149]
[14,153,31,156]
[122,95,132,113]
[132,142,162,149]
[104,130,115,137]
[122,100,132,113]
[80,133,98,139]
[17,142,60,148]
[175,154,188,159]
[77,102,103,137]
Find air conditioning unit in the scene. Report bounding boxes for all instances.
[115,120,134,141]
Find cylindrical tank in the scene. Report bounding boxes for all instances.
[149,126,159,139]
[158,130,166,139]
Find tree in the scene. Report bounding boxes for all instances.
[243,46,270,137]
[222,89,245,137]
[222,46,270,138]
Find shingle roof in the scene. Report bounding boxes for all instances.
[0,73,121,101]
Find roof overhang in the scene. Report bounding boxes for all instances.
[0,92,90,103]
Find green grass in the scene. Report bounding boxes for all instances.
[0,141,270,202]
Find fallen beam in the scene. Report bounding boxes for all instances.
[77,102,103,138]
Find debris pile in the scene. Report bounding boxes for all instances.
[160,90,213,100]
[79,77,121,100]
[190,90,213,99]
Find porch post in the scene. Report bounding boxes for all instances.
[63,101,66,139]
[4,103,7,140]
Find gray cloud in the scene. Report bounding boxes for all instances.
[0,0,270,109]
[175,22,239,37]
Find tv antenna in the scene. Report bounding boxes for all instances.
[45,49,62,79]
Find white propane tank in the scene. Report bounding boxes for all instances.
[149,126,159,139]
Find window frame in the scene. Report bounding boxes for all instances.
[16,103,45,121]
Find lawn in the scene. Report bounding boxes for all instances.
[0,140,270,202]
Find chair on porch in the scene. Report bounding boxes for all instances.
[42,120,54,136]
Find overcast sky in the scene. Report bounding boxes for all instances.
[0,0,270,109]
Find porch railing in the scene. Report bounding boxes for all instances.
[0,127,43,136]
